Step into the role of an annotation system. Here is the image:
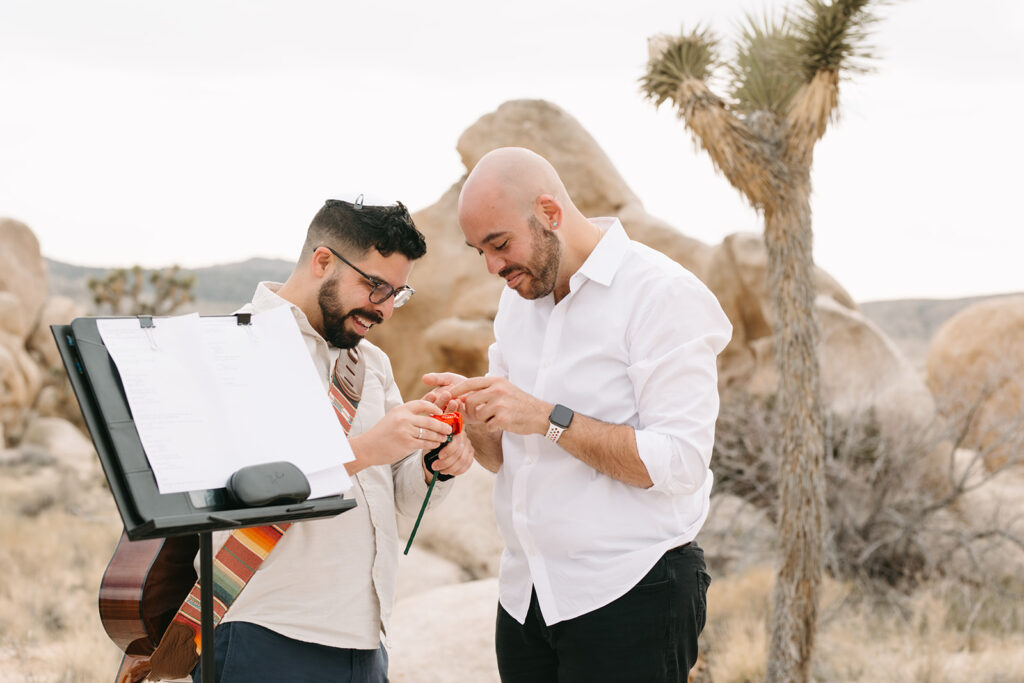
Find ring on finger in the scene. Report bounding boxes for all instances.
[417,427,423,439]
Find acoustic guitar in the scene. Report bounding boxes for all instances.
[99,530,199,683]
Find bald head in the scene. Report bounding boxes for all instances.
[458,147,570,227]
[457,148,602,303]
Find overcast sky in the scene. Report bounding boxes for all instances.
[1,0,1021,302]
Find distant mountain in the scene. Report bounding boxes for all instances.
[45,255,1017,371]
[45,257,293,314]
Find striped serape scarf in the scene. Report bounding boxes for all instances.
[147,347,364,680]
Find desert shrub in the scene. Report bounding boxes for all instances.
[712,390,1024,590]
[88,264,195,316]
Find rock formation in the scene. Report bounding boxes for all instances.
[370,98,939,591]
[0,218,48,339]
[0,219,87,445]
[926,295,1024,469]
[369,99,930,431]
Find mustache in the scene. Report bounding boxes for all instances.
[347,308,384,325]
[498,266,525,279]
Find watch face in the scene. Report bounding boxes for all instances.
[549,403,574,428]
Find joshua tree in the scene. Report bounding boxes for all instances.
[88,264,195,316]
[641,2,877,681]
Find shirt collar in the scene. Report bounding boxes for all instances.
[249,281,323,341]
[571,217,629,290]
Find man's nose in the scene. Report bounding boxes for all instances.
[378,297,396,320]
[370,293,396,321]
[485,253,505,275]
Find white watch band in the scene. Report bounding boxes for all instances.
[545,423,565,443]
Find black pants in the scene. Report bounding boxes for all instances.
[495,543,710,683]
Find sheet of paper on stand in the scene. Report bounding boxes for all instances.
[97,307,353,499]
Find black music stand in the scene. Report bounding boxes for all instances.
[53,316,356,683]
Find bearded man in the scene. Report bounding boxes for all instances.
[425,148,732,682]
[193,196,474,682]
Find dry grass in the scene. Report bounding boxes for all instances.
[703,565,1024,683]
[2,450,1022,682]
[0,459,124,682]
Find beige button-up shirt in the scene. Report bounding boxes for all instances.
[207,282,450,649]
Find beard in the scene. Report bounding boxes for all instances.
[498,215,562,300]
[317,276,384,349]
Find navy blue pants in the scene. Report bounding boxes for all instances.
[495,543,710,682]
[191,621,388,683]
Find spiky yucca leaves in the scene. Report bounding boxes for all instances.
[640,27,719,108]
[794,0,878,80]
[728,14,803,116]
[784,0,877,161]
[642,30,787,210]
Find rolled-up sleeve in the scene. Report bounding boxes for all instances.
[627,275,732,494]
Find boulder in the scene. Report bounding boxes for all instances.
[33,384,62,417]
[735,296,940,475]
[702,233,856,389]
[28,296,87,371]
[395,544,472,602]
[19,416,97,478]
[389,578,500,683]
[0,218,48,341]
[954,448,1024,576]
[0,291,27,339]
[369,100,860,406]
[0,460,64,516]
[816,297,934,422]
[926,295,1024,469]
[370,100,715,400]
[420,316,496,382]
[0,330,44,443]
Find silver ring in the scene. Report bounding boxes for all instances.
[417,427,423,439]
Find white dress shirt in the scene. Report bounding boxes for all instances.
[490,218,732,626]
[204,282,450,649]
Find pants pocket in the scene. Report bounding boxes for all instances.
[695,569,711,634]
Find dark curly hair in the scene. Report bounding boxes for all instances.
[302,198,426,262]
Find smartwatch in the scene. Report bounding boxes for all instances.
[546,404,574,443]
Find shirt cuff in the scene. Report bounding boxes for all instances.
[634,429,710,495]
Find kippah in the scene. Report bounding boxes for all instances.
[326,193,399,210]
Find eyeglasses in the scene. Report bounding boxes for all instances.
[318,245,415,308]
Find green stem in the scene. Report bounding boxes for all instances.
[403,472,438,555]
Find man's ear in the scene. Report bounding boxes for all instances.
[310,246,333,279]
[537,194,562,230]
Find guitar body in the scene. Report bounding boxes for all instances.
[99,530,199,655]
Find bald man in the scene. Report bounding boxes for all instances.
[424,148,732,682]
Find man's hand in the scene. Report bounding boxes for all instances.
[446,376,550,436]
[424,431,475,479]
[421,372,467,414]
[423,372,505,472]
[347,399,452,474]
